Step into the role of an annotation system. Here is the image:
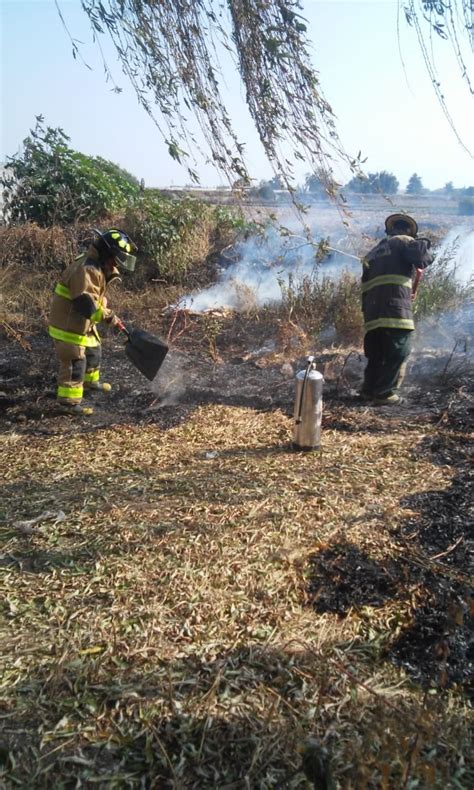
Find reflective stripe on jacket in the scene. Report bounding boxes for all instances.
[48,324,100,347]
[49,246,117,346]
[361,234,433,335]
[54,283,104,323]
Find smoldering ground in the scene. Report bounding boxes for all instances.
[1,217,472,433]
[176,220,472,315]
[176,224,362,312]
[147,220,472,416]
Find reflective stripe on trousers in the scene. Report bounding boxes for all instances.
[57,384,84,400]
[364,317,415,334]
[54,340,86,404]
[84,368,100,383]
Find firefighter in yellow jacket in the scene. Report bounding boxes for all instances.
[49,228,138,415]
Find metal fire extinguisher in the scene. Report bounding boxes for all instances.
[293,356,324,451]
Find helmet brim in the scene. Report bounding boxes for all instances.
[385,213,418,237]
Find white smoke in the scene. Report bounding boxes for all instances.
[178,257,285,311]
[177,225,360,312]
[413,226,474,357]
[433,225,474,284]
[176,222,473,320]
[150,351,188,406]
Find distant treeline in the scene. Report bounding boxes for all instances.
[223,172,473,215]
[241,172,473,200]
[2,120,473,223]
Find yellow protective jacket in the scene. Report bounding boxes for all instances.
[49,246,119,347]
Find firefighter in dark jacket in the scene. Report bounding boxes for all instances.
[49,228,137,415]
[360,214,433,404]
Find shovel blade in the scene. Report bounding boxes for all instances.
[125,328,168,381]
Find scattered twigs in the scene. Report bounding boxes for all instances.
[287,639,411,722]
[336,350,362,395]
[441,339,462,381]
[436,385,473,426]
[0,319,32,351]
[402,547,470,582]
[166,307,190,343]
[429,536,464,561]
[401,690,429,789]
[10,510,65,535]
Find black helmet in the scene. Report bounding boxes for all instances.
[94,228,138,272]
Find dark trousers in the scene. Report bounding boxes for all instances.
[363,328,412,399]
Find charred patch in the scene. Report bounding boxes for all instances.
[390,585,473,689]
[387,431,473,688]
[307,542,405,615]
[401,484,473,568]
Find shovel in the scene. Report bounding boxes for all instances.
[117,320,168,381]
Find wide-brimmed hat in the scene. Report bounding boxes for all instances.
[385,213,418,237]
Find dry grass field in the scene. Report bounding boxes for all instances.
[0,194,472,787]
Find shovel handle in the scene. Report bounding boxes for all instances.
[116,319,130,337]
[412,268,423,301]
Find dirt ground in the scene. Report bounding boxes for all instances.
[1,309,473,786]
[1,192,473,784]
[1,316,472,687]
[1,309,472,434]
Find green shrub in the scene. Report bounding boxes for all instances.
[0,199,246,289]
[414,241,473,319]
[125,196,244,285]
[1,118,139,226]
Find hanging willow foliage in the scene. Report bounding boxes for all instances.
[72,0,357,199]
[60,1,472,193]
[402,1,473,156]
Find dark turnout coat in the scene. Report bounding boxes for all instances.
[361,234,433,335]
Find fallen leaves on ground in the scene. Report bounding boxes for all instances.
[1,400,472,787]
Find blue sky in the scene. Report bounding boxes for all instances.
[1,0,473,190]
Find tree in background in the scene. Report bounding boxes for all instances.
[443,181,454,195]
[345,171,399,195]
[255,180,275,201]
[268,175,284,190]
[1,117,139,226]
[457,186,474,215]
[458,196,474,215]
[406,173,424,194]
[304,171,328,198]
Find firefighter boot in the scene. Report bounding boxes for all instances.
[84,381,112,394]
[373,393,401,405]
[58,403,94,416]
